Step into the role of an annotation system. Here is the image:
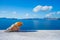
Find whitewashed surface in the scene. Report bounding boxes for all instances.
[0,30,60,40]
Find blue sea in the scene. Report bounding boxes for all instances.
[0,18,60,30]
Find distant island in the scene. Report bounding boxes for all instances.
[0,17,60,20]
[44,18,60,20]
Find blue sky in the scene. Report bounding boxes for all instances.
[0,0,60,19]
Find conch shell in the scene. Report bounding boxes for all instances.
[5,22,22,32]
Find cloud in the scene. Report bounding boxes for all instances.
[25,13,29,17]
[1,11,7,13]
[25,13,35,18]
[45,11,60,18]
[41,6,52,11]
[45,13,52,17]
[57,11,60,14]
[12,11,17,14]
[33,5,42,12]
[25,13,30,18]
[33,5,53,12]
[45,12,56,17]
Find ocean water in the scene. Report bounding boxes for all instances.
[0,18,60,30]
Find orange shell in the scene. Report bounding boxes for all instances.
[15,22,22,27]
